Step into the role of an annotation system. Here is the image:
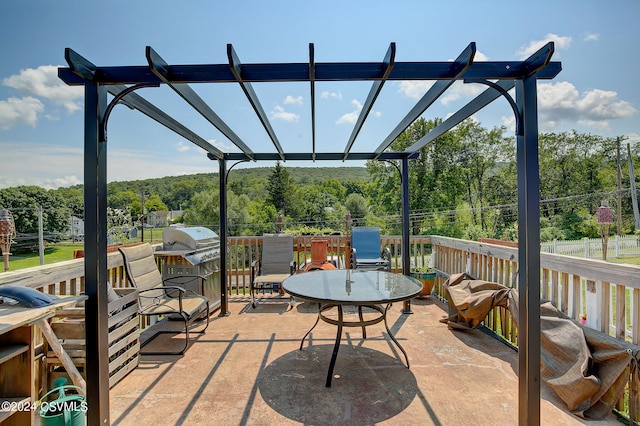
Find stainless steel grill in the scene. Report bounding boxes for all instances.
[155,227,221,313]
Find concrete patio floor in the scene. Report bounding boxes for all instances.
[109,295,621,425]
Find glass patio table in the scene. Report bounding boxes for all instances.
[282,269,422,387]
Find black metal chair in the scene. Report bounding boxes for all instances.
[119,243,209,355]
[250,234,296,308]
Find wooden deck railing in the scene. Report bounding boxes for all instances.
[4,235,639,342]
[2,234,640,420]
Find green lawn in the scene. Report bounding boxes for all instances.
[5,244,85,270]
[607,256,640,266]
[4,232,165,272]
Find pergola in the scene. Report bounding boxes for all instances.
[58,42,561,425]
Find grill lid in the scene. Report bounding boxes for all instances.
[162,227,219,251]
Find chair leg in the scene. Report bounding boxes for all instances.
[198,302,210,334]
[140,309,208,356]
[251,282,257,308]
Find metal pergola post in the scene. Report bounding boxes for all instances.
[83,82,111,426]
[218,158,230,316]
[516,75,542,426]
[400,156,412,314]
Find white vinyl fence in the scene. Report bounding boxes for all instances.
[541,235,640,259]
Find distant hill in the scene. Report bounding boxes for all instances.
[228,166,370,183]
[103,167,371,209]
[107,166,370,190]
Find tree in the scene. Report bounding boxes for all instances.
[108,190,139,210]
[345,193,368,225]
[0,186,71,248]
[53,186,84,218]
[182,188,252,236]
[266,162,297,217]
[182,189,220,227]
[295,186,338,226]
[367,117,467,234]
[456,121,513,231]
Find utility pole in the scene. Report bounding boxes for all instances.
[140,192,146,242]
[628,143,640,229]
[617,139,623,235]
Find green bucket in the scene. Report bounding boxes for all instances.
[39,378,86,426]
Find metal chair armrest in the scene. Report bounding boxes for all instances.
[163,275,207,295]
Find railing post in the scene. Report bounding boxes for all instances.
[584,237,590,258]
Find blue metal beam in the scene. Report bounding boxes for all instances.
[107,85,223,160]
[223,151,419,161]
[146,47,255,160]
[343,43,396,160]
[373,42,476,157]
[520,42,555,78]
[309,43,316,161]
[58,59,562,86]
[228,44,285,161]
[65,48,97,81]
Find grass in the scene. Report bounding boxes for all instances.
[5,244,85,270]
[4,231,166,272]
[608,256,640,266]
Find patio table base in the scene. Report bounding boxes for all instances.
[299,303,410,387]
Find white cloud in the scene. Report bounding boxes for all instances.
[270,105,299,122]
[335,99,382,125]
[0,96,44,129]
[516,33,571,59]
[321,91,342,101]
[283,95,303,105]
[0,142,83,189]
[537,81,636,131]
[584,33,600,42]
[397,81,434,99]
[471,50,489,62]
[336,99,362,125]
[3,65,83,113]
[627,133,640,146]
[398,80,485,105]
[397,50,489,100]
[176,141,191,152]
[501,115,516,132]
[209,139,240,153]
[440,81,485,106]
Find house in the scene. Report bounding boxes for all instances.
[70,215,84,237]
[147,210,183,228]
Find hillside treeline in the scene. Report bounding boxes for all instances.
[0,118,637,248]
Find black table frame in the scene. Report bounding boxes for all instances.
[283,270,421,387]
[299,302,409,387]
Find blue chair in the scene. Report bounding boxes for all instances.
[350,227,391,271]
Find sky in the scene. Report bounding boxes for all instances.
[0,0,638,190]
